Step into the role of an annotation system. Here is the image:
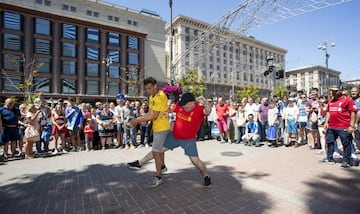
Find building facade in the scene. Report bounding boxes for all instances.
[165,15,287,100]
[285,65,341,96]
[0,0,166,103]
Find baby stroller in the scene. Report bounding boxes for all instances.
[211,123,221,141]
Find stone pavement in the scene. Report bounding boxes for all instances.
[0,140,359,214]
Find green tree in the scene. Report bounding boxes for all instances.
[274,84,287,99]
[177,68,207,97]
[235,84,259,102]
[2,55,43,104]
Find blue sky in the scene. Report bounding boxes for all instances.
[107,0,360,80]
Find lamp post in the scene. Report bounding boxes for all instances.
[318,40,335,68]
[169,0,174,85]
[102,55,112,103]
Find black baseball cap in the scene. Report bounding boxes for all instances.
[178,92,195,106]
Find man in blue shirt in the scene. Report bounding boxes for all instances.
[0,98,20,160]
[65,98,83,152]
[242,114,260,146]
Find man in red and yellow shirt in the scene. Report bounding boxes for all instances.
[321,85,357,168]
[129,92,212,187]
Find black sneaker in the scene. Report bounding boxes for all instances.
[128,160,142,170]
[319,158,335,165]
[204,176,212,187]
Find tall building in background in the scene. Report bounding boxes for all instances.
[165,15,287,99]
[0,0,166,102]
[285,65,341,96]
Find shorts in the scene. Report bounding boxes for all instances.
[298,122,307,128]
[117,122,124,133]
[85,138,93,143]
[69,126,80,137]
[152,130,169,152]
[217,120,229,132]
[2,126,20,143]
[287,120,297,134]
[164,132,198,157]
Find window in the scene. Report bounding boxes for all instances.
[108,82,119,95]
[108,33,119,46]
[86,63,99,77]
[62,43,76,57]
[114,17,119,22]
[35,58,51,73]
[109,66,119,78]
[93,12,99,17]
[128,52,139,65]
[35,18,51,35]
[87,46,99,60]
[3,34,22,50]
[109,50,120,63]
[86,10,92,16]
[44,0,51,6]
[70,6,76,12]
[33,77,50,93]
[3,55,21,71]
[86,80,99,95]
[62,23,77,39]
[87,28,99,43]
[63,4,69,10]
[36,0,42,4]
[133,21,137,26]
[3,75,21,91]
[62,79,76,94]
[127,20,132,25]
[34,39,51,54]
[243,73,247,81]
[62,61,76,75]
[3,12,22,31]
[127,36,138,49]
[108,16,113,21]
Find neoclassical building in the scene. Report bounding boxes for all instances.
[0,0,166,102]
[165,15,287,99]
[285,65,341,96]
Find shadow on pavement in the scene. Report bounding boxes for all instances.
[0,163,272,214]
[305,169,360,214]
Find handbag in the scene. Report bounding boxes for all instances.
[25,125,40,141]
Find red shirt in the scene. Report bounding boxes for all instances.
[172,103,205,140]
[215,104,229,121]
[327,95,356,129]
[84,125,95,139]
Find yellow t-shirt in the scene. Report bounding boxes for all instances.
[149,90,170,132]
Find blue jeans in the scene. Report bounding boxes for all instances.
[124,127,136,145]
[259,121,268,141]
[326,128,352,164]
[236,126,245,143]
[207,121,214,139]
[139,125,150,145]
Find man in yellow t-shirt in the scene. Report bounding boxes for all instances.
[128,77,170,187]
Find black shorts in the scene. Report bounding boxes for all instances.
[2,126,20,144]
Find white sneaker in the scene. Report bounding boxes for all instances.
[148,176,163,188]
[351,153,358,160]
[333,152,342,158]
[62,149,68,153]
[52,150,58,155]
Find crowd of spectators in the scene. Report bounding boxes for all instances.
[1,85,360,168]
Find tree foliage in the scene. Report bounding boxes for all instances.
[235,84,259,102]
[177,68,207,97]
[274,84,287,99]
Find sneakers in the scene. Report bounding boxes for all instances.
[204,176,212,187]
[161,165,168,175]
[52,149,58,155]
[333,152,342,159]
[128,160,142,170]
[130,144,136,149]
[319,158,335,165]
[62,149,68,154]
[148,176,163,188]
[341,162,350,168]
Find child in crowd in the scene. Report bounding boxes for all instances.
[267,100,278,146]
[83,118,95,151]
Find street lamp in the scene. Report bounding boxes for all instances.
[102,55,112,103]
[169,0,174,85]
[318,40,335,68]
